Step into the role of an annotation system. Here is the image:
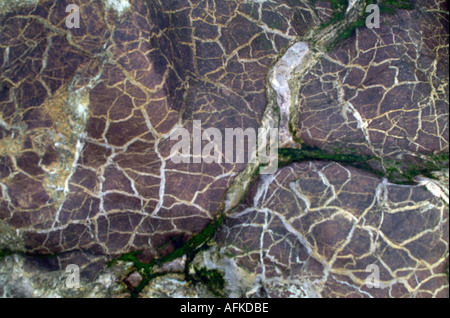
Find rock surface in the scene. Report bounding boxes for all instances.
[0,0,448,298]
[0,0,309,275]
[216,161,449,297]
[291,0,449,182]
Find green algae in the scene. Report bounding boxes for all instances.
[0,249,12,262]
[278,145,383,176]
[384,153,449,184]
[187,267,225,297]
[108,214,224,297]
[379,0,413,13]
[278,145,449,185]
[322,0,414,51]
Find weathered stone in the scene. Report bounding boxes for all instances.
[124,271,142,289]
[1,0,313,273]
[0,0,448,298]
[215,161,449,298]
[291,0,449,178]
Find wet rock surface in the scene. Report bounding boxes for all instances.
[0,0,448,298]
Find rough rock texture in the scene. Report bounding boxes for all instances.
[216,161,449,297]
[0,253,130,297]
[292,0,449,178]
[0,0,448,298]
[139,273,214,298]
[0,0,319,275]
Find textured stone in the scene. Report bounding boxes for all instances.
[124,271,142,289]
[0,0,448,298]
[291,0,449,174]
[216,161,449,298]
[0,0,316,274]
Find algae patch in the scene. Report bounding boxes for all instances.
[278,146,449,185]
[109,215,224,297]
[188,267,225,297]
